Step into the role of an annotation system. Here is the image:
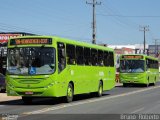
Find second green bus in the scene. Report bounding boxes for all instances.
[120,54,159,87]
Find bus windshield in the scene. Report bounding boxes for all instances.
[120,60,145,73]
[7,47,55,75]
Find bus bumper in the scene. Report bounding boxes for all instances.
[6,85,65,97]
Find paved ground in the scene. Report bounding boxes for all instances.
[0,82,160,120]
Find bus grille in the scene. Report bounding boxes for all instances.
[16,78,44,84]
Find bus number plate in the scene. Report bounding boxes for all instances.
[25,91,33,95]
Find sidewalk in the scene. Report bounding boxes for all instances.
[115,82,122,87]
[0,93,20,102]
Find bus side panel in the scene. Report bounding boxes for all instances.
[69,66,102,94]
[69,65,89,94]
[54,66,72,97]
[103,67,115,91]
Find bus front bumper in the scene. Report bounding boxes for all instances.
[6,85,60,97]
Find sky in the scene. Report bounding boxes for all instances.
[0,0,160,45]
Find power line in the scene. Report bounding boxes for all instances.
[99,3,159,45]
[97,14,160,18]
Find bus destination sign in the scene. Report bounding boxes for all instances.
[122,55,143,59]
[10,38,52,45]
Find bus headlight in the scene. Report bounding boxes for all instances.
[45,83,54,88]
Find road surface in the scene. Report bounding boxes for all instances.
[0,82,160,120]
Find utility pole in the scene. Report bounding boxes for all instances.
[139,25,149,54]
[86,0,101,44]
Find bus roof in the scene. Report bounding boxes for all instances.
[8,35,114,52]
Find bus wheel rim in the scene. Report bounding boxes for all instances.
[68,87,72,97]
[99,85,102,95]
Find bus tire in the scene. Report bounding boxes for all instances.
[153,77,156,86]
[145,77,149,87]
[22,97,32,104]
[96,81,103,97]
[65,83,74,103]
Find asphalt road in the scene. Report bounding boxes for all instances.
[0,82,160,120]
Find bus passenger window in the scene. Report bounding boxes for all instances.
[104,51,109,66]
[98,50,104,66]
[76,46,84,65]
[66,44,76,65]
[91,49,98,66]
[84,48,91,65]
[109,52,114,67]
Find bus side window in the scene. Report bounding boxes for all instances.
[109,52,114,67]
[104,51,109,66]
[66,44,76,65]
[76,46,84,65]
[84,47,91,66]
[91,49,98,66]
[155,61,159,69]
[98,50,104,66]
[57,42,66,73]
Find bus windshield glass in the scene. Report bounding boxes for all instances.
[120,60,145,73]
[7,47,55,75]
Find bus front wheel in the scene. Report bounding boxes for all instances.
[145,78,149,87]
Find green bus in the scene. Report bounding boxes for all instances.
[120,54,159,87]
[6,36,115,103]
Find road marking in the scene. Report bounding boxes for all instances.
[22,85,160,115]
[131,107,144,113]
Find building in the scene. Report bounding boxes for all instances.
[148,45,160,57]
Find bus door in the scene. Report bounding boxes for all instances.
[57,42,68,95]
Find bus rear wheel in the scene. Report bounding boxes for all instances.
[153,77,156,86]
[22,97,32,104]
[65,83,74,103]
[145,78,149,87]
[95,81,103,97]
